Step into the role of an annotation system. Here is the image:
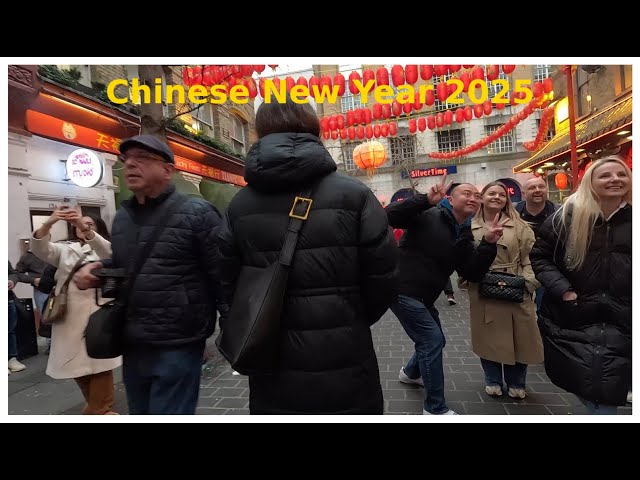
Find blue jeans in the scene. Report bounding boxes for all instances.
[122,341,205,415]
[481,358,528,389]
[33,289,49,314]
[8,300,18,359]
[579,398,618,415]
[391,294,449,414]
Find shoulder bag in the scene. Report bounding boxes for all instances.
[216,187,314,375]
[85,193,187,359]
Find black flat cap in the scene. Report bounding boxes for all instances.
[119,134,175,164]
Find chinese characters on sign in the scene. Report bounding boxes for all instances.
[25,110,246,187]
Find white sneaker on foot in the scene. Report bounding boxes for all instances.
[508,388,527,399]
[485,385,503,397]
[447,295,457,306]
[8,358,26,373]
[423,409,458,415]
[399,367,424,386]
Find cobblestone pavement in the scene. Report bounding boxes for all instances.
[8,287,632,416]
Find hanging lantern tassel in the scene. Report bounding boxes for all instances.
[353,140,388,177]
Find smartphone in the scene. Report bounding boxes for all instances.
[61,197,78,210]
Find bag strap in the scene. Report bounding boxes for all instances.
[279,186,314,267]
[122,193,188,301]
[58,258,86,295]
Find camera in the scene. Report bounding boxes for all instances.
[91,267,127,298]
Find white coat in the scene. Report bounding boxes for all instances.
[30,233,122,379]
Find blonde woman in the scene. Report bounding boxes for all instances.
[31,206,121,415]
[466,181,543,399]
[531,156,631,414]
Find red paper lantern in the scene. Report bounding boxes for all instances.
[420,65,434,80]
[483,100,493,116]
[474,104,484,118]
[403,102,412,115]
[408,119,417,134]
[254,65,266,74]
[334,73,346,96]
[373,124,381,138]
[434,65,448,77]
[363,107,372,124]
[363,69,375,87]
[405,65,418,84]
[392,100,402,117]
[389,122,398,136]
[554,172,568,190]
[380,123,389,137]
[502,65,516,74]
[436,113,444,128]
[349,71,361,95]
[424,88,435,106]
[418,117,427,132]
[381,104,391,119]
[365,125,373,139]
[285,76,296,92]
[376,67,390,87]
[486,65,500,82]
[464,106,473,122]
[543,78,554,93]
[455,108,465,123]
[436,82,448,102]
[444,110,453,126]
[449,65,461,73]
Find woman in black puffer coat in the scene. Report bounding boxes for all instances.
[217,98,398,414]
[531,156,631,414]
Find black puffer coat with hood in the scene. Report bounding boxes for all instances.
[218,133,398,414]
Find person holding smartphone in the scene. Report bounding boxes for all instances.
[31,205,119,415]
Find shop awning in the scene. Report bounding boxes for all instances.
[513,94,632,173]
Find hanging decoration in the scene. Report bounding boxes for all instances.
[353,141,388,177]
[554,172,569,190]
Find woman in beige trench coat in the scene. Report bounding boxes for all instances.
[464,182,543,400]
[31,206,121,414]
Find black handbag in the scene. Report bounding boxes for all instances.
[479,271,526,303]
[85,193,187,359]
[216,187,314,375]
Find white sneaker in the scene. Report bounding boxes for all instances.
[447,296,457,306]
[8,358,26,373]
[485,385,503,397]
[423,409,458,415]
[627,391,632,404]
[508,388,527,399]
[399,367,424,386]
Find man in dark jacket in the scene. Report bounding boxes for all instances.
[218,98,398,414]
[74,135,223,415]
[16,250,52,313]
[514,177,558,314]
[386,180,506,415]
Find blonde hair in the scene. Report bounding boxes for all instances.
[475,181,531,230]
[555,155,632,271]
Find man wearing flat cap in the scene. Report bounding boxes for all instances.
[74,134,224,415]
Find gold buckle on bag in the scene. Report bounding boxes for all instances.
[289,197,313,220]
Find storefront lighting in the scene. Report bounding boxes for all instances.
[544,162,555,166]
[627,136,633,141]
[537,168,544,174]
[577,148,585,152]
[617,130,630,135]
[586,95,592,102]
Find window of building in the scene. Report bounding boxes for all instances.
[230,115,246,155]
[486,69,510,101]
[192,104,215,136]
[341,89,365,113]
[535,65,551,82]
[437,129,464,153]
[433,73,463,112]
[536,118,555,141]
[485,124,514,153]
[621,65,632,91]
[389,135,416,165]
[341,141,363,171]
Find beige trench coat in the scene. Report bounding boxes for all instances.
[30,234,122,379]
[465,216,543,365]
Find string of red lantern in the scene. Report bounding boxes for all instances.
[523,104,556,152]
[427,94,548,160]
